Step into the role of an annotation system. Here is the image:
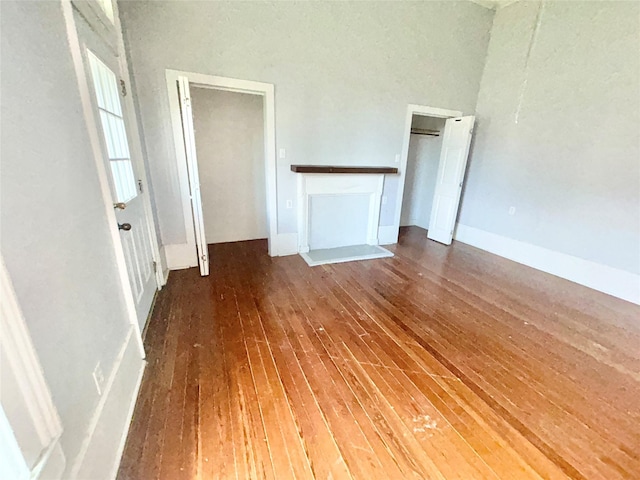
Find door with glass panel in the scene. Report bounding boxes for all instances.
[73,1,157,328]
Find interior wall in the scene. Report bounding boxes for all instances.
[190,87,267,244]
[119,0,494,248]
[0,0,142,473]
[459,0,640,275]
[401,116,446,229]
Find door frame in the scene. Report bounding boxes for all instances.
[391,104,463,243]
[62,0,164,356]
[1,256,65,478]
[166,70,278,260]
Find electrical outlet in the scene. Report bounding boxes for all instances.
[279,148,286,159]
[92,362,105,396]
[509,206,516,216]
[286,199,293,209]
[394,154,400,163]
[382,195,388,205]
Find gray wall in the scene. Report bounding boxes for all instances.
[401,116,446,229]
[1,0,138,472]
[120,0,494,245]
[191,88,267,244]
[460,0,640,274]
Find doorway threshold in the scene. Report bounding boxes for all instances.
[300,244,393,267]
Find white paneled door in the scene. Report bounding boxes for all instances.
[177,76,209,276]
[427,116,475,245]
[74,3,158,329]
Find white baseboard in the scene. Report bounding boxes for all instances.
[378,225,399,245]
[454,224,640,305]
[163,243,197,270]
[108,355,145,480]
[69,329,146,479]
[36,441,66,479]
[165,234,299,266]
[158,245,169,286]
[274,233,298,256]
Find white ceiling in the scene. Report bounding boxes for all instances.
[468,0,520,10]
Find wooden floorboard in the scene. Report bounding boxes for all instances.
[117,227,640,480]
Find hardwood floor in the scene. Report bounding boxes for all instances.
[117,227,640,480]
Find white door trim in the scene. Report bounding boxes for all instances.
[391,104,463,244]
[0,257,65,478]
[61,0,145,357]
[165,69,278,260]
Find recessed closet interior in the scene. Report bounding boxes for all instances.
[400,114,447,230]
[190,87,267,244]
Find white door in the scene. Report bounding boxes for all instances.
[427,116,475,245]
[177,76,210,276]
[74,4,158,328]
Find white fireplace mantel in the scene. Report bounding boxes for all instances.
[294,169,390,254]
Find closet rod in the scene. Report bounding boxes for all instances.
[410,128,440,136]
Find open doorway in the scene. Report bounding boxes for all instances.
[166,71,277,276]
[400,115,447,231]
[190,87,267,244]
[394,105,475,246]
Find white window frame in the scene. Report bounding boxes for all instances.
[87,50,138,204]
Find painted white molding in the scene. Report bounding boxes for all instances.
[165,70,279,263]
[467,0,499,9]
[454,224,640,305]
[158,245,170,283]
[391,104,463,248]
[69,329,145,479]
[35,442,66,479]
[467,0,520,10]
[164,234,300,265]
[296,173,384,253]
[274,233,299,257]
[378,225,399,246]
[0,258,65,477]
[107,355,146,480]
[163,243,197,270]
[0,407,29,480]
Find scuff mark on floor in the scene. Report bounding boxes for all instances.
[412,414,438,433]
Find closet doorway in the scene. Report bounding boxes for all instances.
[400,115,447,232]
[396,105,475,245]
[166,71,277,276]
[190,87,267,245]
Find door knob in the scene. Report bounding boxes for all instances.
[118,223,132,231]
[113,202,127,210]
